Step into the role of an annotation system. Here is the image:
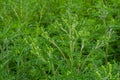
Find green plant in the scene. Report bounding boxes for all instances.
[0,0,120,80]
[96,62,119,80]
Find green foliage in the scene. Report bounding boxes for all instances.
[0,0,120,80]
[96,62,119,80]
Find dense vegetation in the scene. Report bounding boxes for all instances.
[0,0,120,80]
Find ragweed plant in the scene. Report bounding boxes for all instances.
[96,62,119,80]
[0,0,120,80]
